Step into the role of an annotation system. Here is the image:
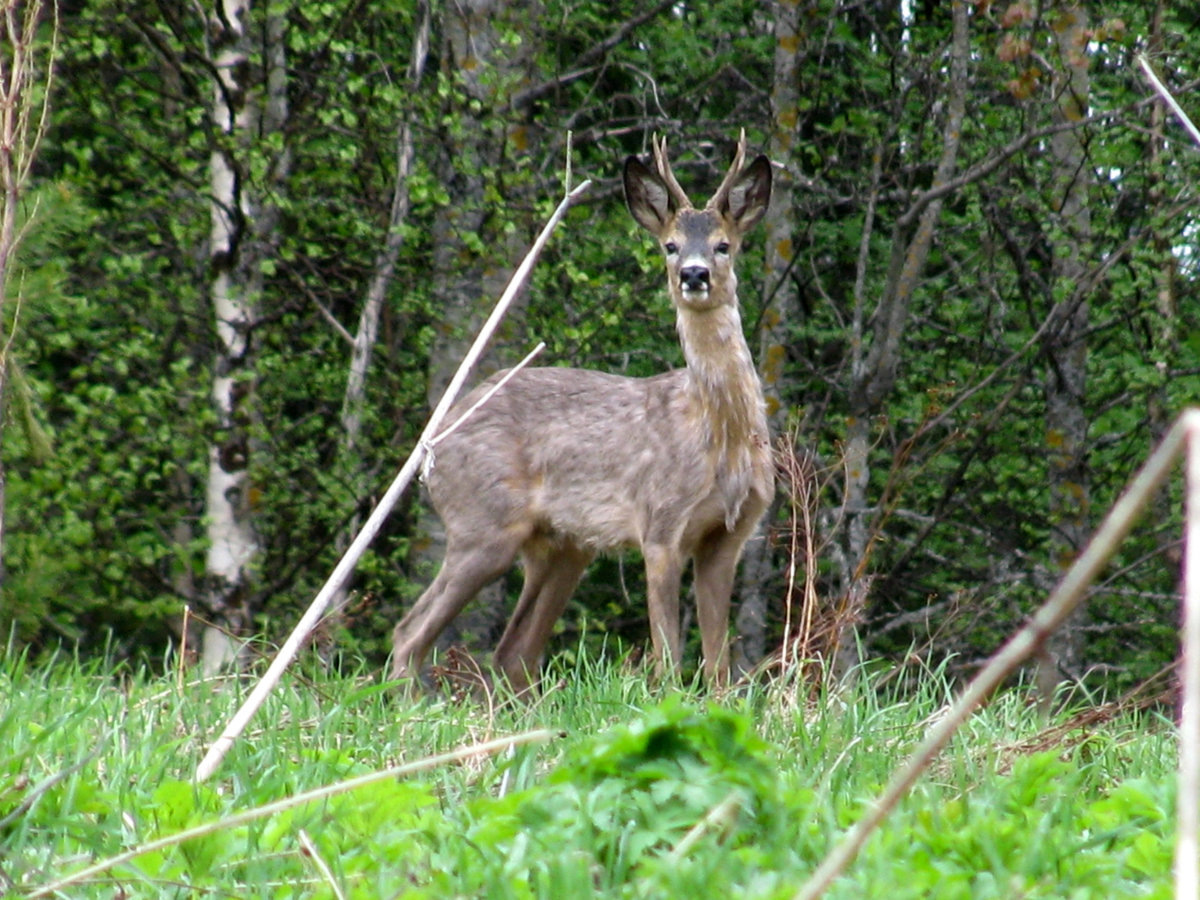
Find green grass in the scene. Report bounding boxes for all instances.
[0,646,1177,899]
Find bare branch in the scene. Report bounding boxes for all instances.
[1181,410,1200,900]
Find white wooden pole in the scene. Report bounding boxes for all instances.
[1178,411,1200,900]
[195,178,590,782]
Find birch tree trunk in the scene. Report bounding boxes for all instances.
[1036,6,1092,697]
[200,0,289,673]
[734,0,805,674]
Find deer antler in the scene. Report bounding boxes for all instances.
[652,134,693,211]
[706,128,748,212]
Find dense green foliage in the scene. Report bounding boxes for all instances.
[1,1,1197,687]
[0,651,1178,897]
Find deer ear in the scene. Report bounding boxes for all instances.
[722,155,772,232]
[624,155,675,234]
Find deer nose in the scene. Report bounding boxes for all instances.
[680,265,710,291]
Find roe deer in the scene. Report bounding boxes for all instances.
[390,133,774,692]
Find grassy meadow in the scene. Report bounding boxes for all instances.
[0,646,1178,899]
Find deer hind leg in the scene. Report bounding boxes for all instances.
[692,529,750,687]
[493,538,592,695]
[389,528,526,683]
[642,542,685,679]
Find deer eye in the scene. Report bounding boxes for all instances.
[715,241,731,256]
[664,241,679,256]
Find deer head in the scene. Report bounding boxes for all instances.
[623,131,772,312]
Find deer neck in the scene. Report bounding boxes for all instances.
[676,301,768,460]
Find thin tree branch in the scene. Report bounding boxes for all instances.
[307,286,355,346]
[1180,414,1200,900]
[862,0,968,404]
[897,102,1126,231]
[338,0,430,455]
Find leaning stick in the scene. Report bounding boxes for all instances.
[1138,54,1200,149]
[794,410,1197,900]
[195,174,591,783]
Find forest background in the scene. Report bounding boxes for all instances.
[0,0,1197,694]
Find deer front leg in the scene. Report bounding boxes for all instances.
[692,530,746,687]
[642,543,684,679]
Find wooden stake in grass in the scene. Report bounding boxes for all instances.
[1180,415,1200,900]
[195,165,590,783]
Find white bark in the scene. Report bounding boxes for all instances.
[200,0,287,672]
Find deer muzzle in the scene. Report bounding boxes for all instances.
[680,265,710,293]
